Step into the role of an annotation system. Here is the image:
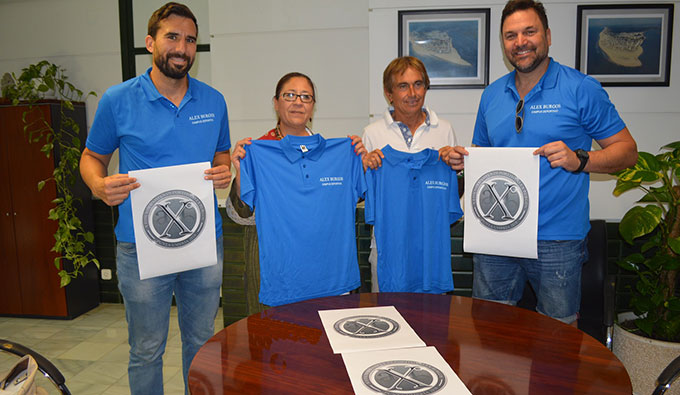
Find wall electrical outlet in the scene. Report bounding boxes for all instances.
[101,269,112,280]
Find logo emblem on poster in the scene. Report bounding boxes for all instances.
[333,316,400,338]
[143,189,206,248]
[362,360,446,394]
[471,170,529,231]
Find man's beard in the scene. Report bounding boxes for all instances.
[509,45,548,73]
[155,52,194,79]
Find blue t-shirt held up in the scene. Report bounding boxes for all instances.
[365,146,462,293]
[240,135,366,306]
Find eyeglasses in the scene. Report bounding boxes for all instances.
[280,92,314,103]
[515,99,524,133]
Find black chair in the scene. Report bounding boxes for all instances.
[654,355,680,395]
[517,220,616,347]
[0,339,71,395]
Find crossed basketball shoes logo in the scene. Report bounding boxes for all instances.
[362,360,447,394]
[143,190,206,248]
[333,316,400,338]
[471,170,529,231]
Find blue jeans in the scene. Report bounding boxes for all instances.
[116,238,223,395]
[472,239,587,324]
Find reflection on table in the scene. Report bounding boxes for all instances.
[189,293,631,394]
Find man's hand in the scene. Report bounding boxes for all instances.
[348,135,367,157]
[362,149,384,170]
[95,174,140,206]
[438,145,468,171]
[208,150,232,189]
[534,141,580,172]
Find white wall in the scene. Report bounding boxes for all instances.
[1,0,678,221]
[208,0,370,143]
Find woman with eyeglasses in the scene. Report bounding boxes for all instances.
[227,72,366,314]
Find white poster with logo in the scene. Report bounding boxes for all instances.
[318,306,425,354]
[342,346,471,395]
[464,147,539,259]
[129,162,216,279]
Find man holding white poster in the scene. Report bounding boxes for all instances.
[443,0,637,325]
[79,3,230,394]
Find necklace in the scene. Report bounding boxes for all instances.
[275,125,314,140]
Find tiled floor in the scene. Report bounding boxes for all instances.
[0,304,223,395]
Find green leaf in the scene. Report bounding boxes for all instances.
[669,236,680,255]
[618,253,644,272]
[59,271,71,287]
[662,141,680,150]
[637,151,662,172]
[619,205,663,244]
[638,187,672,203]
[84,232,94,243]
[37,180,45,191]
[613,180,640,197]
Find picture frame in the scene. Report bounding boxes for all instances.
[576,4,674,86]
[398,9,490,89]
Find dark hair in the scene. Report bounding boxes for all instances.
[148,2,198,38]
[274,72,316,102]
[501,0,549,31]
[382,56,430,93]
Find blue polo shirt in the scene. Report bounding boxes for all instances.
[240,135,365,306]
[472,59,625,240]
[86,68,231,242]
[365,146,462,293]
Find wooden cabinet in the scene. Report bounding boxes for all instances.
[0,100,99,318]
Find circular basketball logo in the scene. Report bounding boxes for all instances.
[333,316,400,338]
[471,170,529,231]
[362,360,446,394]
[142,190,206,248]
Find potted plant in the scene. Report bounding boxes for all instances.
[611,141,680,394]
[2,60,99,287]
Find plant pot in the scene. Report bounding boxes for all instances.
[613,321,680,394]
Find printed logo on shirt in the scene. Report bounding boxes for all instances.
[319,176,344,186]
[333,315,400,338]
[142,189,206,248]
[529,103,561,114]
[471,170,529,231]
[425,180,449,190]
[188,112,215,124]
[362,360,447,394]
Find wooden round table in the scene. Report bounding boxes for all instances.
[188,293,631,394]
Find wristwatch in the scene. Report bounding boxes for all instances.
[574,149,589,173]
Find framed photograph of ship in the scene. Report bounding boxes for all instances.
[576,4,674,86]
[398,9,490,89]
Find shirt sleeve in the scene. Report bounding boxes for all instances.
[448,167,463,224]
[85,92,119,155]
[216,96,232,152]
[471,95,491,147]
[352,140,367,202]
[362,126,375,152]
[364,168,376,225]
[239,144,257,211]
[577,76,626,141]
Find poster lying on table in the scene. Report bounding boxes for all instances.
[129,162,216,279]
[318,306,425,354]
[464,147,539,259]
[342,346,472,395]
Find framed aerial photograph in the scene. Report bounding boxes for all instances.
[398,9,490,89]
[576,4,674,86]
